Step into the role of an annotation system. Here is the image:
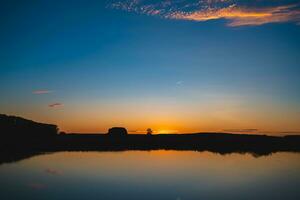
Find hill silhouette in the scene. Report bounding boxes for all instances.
[0,114,58,138]
[1,114,300,165]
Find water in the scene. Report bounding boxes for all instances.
[0,151,299,200]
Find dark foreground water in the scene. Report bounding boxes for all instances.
[0,151,299,200]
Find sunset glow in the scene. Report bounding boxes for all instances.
[0,1,299,134]
[1,2,300,200]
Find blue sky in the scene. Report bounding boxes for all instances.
[1,0,300,133]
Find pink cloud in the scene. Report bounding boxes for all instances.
[110,1,300,26]
[32,90,52,94]
[48,103,63,108]
[170,4,300,27]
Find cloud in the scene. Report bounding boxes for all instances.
[48,103,63,108]
[109,0,300,26]
[222,128,259,133]
[278,131,300,134]
[45,168,61,175]
[176,81,183,85]
[32,90,52,94]
[171,4,300,26]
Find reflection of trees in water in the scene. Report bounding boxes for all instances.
[0,149,288,166]
[1,133,300,165]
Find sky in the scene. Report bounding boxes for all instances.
[0,0,300,134]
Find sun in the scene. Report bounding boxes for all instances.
[157,129,179,134]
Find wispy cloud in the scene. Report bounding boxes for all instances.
[48,103,63,108]
[109,0,300,26]
[171,4,300,26]
[222,128,259,133]
[32,90,52,94]
[279,131,300,134]
[176,80,183,86]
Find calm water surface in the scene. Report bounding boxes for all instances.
[0,151,299,200]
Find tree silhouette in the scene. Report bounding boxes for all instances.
[147,128,153,135]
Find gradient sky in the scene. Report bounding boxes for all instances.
[1,0,300,134]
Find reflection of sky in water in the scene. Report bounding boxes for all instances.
[0,151,300,200]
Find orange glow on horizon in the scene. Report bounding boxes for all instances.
[156,129,179,134]
[5,93,300,135]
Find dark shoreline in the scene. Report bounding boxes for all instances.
[1,133,300,165]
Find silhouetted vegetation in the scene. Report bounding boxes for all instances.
[0,114,58,138]
[1,114,300,165]
[147,128,153,135]
[108,127,128,137]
